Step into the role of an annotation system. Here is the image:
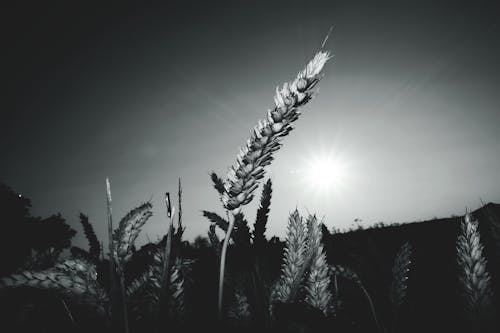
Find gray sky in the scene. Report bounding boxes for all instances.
[2,0,500,249]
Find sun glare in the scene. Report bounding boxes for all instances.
[305,155,348,190]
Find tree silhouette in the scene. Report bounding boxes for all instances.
[0,183,34,275]
[0,183,76,273]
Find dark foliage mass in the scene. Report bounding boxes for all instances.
[1,183,500,333]
[0,183,76,275]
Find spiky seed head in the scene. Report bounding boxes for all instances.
[390,242,413,308]
[305,215,332,314]
[457,212,494,321]
[221,51,331,211]
[274,209,308,303]
[113,202,153,265]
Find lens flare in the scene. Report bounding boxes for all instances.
[305,155,348,190]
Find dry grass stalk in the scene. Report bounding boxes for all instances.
[106,178,129,333]
[106,177,115,291]
[157,193,175,329]
[175,178,184,242]
[390,241,412,308]
[457,212,493,322]
[305,215,332,314]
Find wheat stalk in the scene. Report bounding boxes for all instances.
[216,50,330,315]
[157,193,175,329]
[106,178,129,333]
[457,212,493,322]
[305,215,332,314]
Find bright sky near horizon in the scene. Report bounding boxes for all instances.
[2,0,500,250]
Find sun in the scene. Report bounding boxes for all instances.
[305,155,348,190]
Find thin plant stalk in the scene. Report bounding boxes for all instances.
[106,178,129,333]
[119,272,129,333]
[360,284,382,333]
[61,299,76,327]
[158,192,175,329]
[161,192,175,287]
[106,178,115,296]
[105,178,115,318]
[178,178,183,231]
[218,211,235,316]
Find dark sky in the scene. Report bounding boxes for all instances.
[2,0,500,248]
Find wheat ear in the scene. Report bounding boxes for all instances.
[127,250,189,321]
[457,212,493,322]
[390,241,412,308]
[168,259,186,320]
[217,50,330,315]
[274,209,308,303]
[0,259,107,315]
[305,215,332,314]
[221,51,330,211]
[113,202,153,264]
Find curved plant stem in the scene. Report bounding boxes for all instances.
[360,284,383,333]
[61,300,76,327]
[218,212,235,317]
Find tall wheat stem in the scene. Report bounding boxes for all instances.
[216,50,330,317]
[106,178,129,333]
[106,178,114,292]
[218,211,236,316]
[119,271,129,333]
[105,179,116,323]
[157,193,175,331]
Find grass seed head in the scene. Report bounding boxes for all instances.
[457,212,494,321]
[221,51,331,211]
